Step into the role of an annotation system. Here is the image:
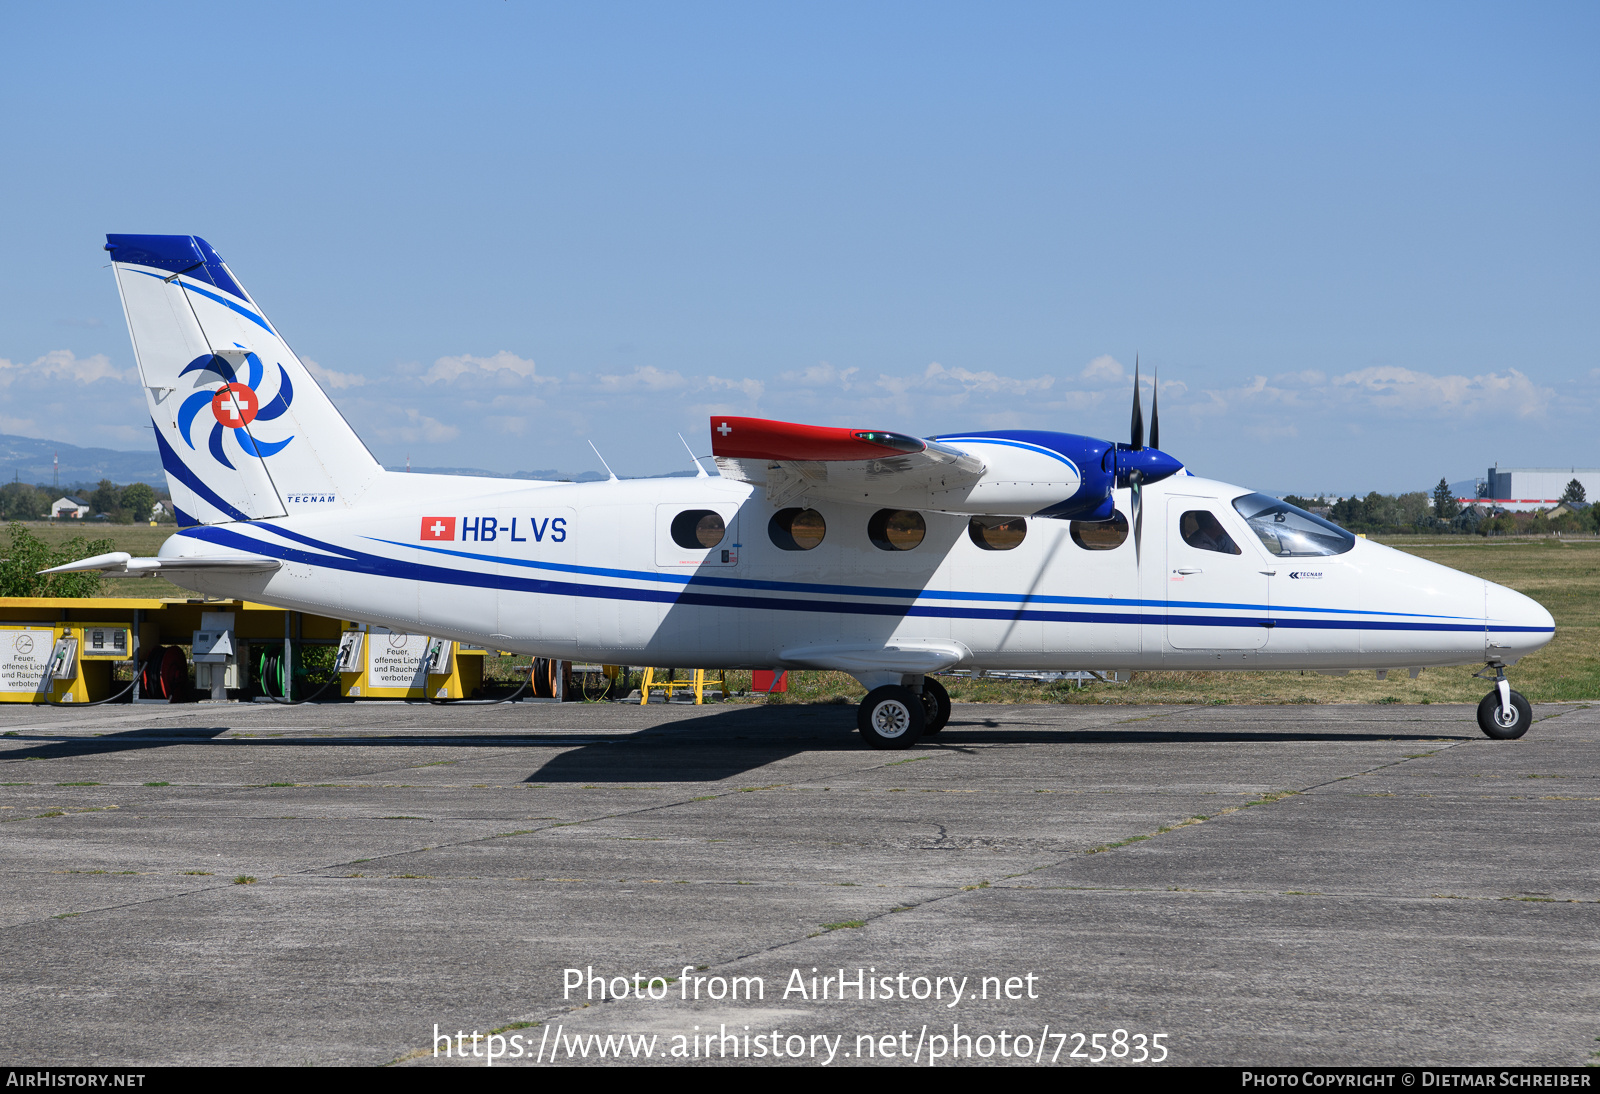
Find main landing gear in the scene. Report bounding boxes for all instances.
[856,676,951,750]
[1475,663,1532,740]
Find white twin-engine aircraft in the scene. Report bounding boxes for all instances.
[50,235,1555,747]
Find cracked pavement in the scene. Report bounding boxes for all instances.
[1,699,1596,1066]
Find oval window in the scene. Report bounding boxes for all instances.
[968,516,1026,551]
[671,509,725,550]
[769,507,826,551]
[868,509,926,551]
[1070,511,1129,550]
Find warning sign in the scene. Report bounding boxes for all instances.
[366,629,430,691]
[0,628,55,694]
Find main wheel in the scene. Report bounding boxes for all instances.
[1477,689,1532,740]
[857,685,926,750]
[918,677,952,735]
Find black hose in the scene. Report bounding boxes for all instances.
[43,658,146,708]
[423,677,531,705]
[256,671,341,706]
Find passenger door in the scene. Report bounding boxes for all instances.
[1165,498,1271,650]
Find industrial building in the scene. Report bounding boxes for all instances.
[1476,467,1600,511]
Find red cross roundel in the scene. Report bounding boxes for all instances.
[211,383,259,428]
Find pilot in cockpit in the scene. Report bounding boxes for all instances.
[1180,510,1241,555]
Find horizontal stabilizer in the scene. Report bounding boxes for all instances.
[39,552,281,576]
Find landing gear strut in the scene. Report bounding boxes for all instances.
[1475,663,1532,740]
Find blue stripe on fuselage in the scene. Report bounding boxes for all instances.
[363,535,1477,622]
[175,523,1549,634]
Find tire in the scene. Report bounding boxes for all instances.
[919,677,952,735]
[1477,689,1532,740]
[857,685,926,750]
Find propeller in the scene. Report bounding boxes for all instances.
[1130,358,1145,560]
[1150,367,1159,452]
[1130,356,1144,451]
[1110,357,1178,565]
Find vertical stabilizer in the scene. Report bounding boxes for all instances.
[107,234,383,526]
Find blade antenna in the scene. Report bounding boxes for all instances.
[678,432,709,478]
[588,440,619,482]
[1150,367,1160,451]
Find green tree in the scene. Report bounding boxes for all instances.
[121,482,156,522]
[1561,478,1586,505]
[1433,478,1460,520]
[89,478,122,517]
[0,523,116,597]
[0,482,47,521]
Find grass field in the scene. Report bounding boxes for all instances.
[17,521,188,597]
[22,522,1599,705]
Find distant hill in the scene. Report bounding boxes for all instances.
[0,433,164,489]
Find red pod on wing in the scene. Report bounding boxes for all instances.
[709,416,925,461]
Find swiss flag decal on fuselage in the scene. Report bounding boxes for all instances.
[420,517,455,541]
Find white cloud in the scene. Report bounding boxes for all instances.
[301,356,367,390]
[1080,354,1124,383]
[781,362,860,388]
[594,365,687,392]
[704,375,766,401]
[371,409,460,444]
[1196,365,1555,420]
[920,362,1055,396]
[1329,366,1551,418]
[423,351,549,385]
[0,350,131,388]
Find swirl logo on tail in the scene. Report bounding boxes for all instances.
[175,345,296,469]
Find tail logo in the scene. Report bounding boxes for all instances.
[212,384,259,426]
[175,347,297,470]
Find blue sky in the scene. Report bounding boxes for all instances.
[2,2,1596,493]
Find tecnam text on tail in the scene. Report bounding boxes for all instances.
[48,234,1555,747]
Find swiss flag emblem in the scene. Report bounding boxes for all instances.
[420,517,455,541]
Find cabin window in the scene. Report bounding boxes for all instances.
[769,507,827,551]
[1232,493,1356,556]
[1178,510,1242,555]
[868,509,926,551]
[671,509,726,550]
[968,516,1026,551]
[1070,511,1129,550]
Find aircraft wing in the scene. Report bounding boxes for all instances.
[39,551,282,576]
[709,416,985,507]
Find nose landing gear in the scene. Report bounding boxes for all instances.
[1475,663,1532,740]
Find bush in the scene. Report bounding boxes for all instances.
[0,523,117,597]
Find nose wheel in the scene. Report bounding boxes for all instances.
[1475,665,1532,740]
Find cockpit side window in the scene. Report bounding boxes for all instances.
[1179,510,1242,555]
[1231,493,1356,556]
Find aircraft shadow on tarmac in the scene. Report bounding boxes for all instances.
[0,705,1470,782]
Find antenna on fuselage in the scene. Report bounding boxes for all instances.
[588,440,619,482]
[678,433,709,478]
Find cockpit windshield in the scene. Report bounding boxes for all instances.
[1231,493,1356,557]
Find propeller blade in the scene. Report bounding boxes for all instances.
[1150,368,1159,451]
[1132,477,1143,564]
[1130,357,1144,451]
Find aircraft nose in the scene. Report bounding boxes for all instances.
[1485,581,1555,663]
